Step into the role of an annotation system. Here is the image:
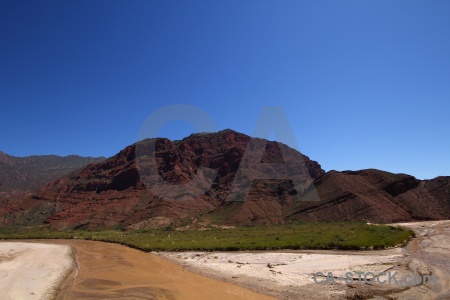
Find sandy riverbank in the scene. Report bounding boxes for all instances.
[157,220,450,299]
[157,249,403,299]
[0,242,75,300]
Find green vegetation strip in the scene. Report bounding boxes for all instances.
[0,222,414,251]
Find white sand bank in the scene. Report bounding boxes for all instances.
[159,221,450,299]
[0,242,75,300]
[158,250,402,299]
[159,250,401,287]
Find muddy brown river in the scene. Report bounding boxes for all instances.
[48,239,274,300]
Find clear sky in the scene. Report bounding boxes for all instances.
[1,0,449,179]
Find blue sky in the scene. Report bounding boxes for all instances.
[0,0,449,179]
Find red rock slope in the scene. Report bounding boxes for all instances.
[0,130,448,229]
[287,169,449,223]
[0,130,323,229]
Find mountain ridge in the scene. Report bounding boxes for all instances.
[0,130,448,229]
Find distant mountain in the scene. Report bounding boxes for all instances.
[0,130,448,229]
[0,151,105,200]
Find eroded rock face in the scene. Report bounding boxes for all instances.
[0,130,324,229]
[0,130,448,229]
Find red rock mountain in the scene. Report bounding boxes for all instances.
[287,170,449,223]
[0,151,104,200]
[0,130,448,229]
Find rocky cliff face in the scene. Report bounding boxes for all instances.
[0,151,104,200]
[0,130,448,229]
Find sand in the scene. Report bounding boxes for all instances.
[158,220,450,299]
[0,242,75,300]
[384,220,450,300]
[47,239,275,300]
[157,249,403,299]
[159,250,402,285]
[0,239,273,300]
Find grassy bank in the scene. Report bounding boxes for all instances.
[0,222,414,251]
